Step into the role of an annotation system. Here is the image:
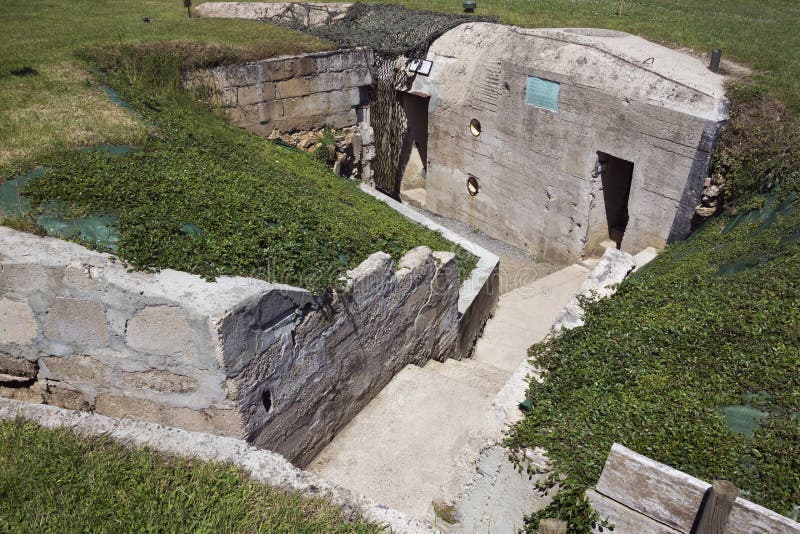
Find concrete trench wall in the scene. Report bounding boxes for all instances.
[191,48,374,135]
[0,226,462,465]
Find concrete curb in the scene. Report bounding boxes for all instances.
[0,397,437,533]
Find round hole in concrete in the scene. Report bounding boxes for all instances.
[469,119,481,137]
[467,175,480,196]
[262,389,273,413]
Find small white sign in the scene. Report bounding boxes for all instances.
[408,59,433,76]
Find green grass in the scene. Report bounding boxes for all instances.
[0,0,331,172]
[17,44,475,292]
[0,419,380,533]
[506,188,800,532]
[308,0,800,110]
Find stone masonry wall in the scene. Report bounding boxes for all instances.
[192,48,373,134]
[0,227,459,465]
[222,246,459,466]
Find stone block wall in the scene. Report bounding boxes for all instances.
[192,48,373,134]
[0,227,459,465]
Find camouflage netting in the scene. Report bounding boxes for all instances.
[290,2,495,59]
[371,58,409,196]
[271,3,496,196]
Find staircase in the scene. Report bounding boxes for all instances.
[308,264,591,524]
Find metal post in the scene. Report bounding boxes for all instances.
[709,49,722,73]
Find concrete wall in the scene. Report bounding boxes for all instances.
[195,2,352,28]
[231,247,459,466]
[0,226,460,465]
[408,23,728,263]
[192,48,373,134]
[359,184,500,359]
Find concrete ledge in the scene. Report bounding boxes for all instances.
[0,397,436,533]
[359,184,500,358]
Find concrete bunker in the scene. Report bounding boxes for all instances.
[399,23,729,263]
[1,4,732,489]
[193,5,728,264]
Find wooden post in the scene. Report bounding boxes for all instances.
[619,0,625,16]
[693,480,739,534]
[540,518,568,534]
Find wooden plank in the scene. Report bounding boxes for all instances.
[728,496,800,534]
[596,444,709,532]
[595,444,800,534]
[586,489,682,534]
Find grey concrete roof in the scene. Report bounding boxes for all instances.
[422,22,728,122]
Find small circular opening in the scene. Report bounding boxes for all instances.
[467,175,480,196]
[261,389,273,413]
[469,119,481,137]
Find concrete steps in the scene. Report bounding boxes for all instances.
[400,187,427,209]
[307,264,592,525]
[424,358,508,395]
[472,264,590,372]
[308,363,494,520]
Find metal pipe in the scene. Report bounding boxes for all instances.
[709,49,722,73]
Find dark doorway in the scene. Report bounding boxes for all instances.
[398,92,429,192]
[598,152,634,248]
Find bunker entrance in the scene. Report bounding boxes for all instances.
[598,152,634,249]
[398,92,429,192]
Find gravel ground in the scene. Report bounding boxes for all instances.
[415,205,559,294]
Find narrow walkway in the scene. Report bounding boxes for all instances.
[308,263,590,521]
[400,188,559,295]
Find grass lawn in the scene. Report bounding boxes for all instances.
[309,0,800,110]
[0,419,380,533]
[0,0,330,174]
[506,187,800,531]
[1,0,476,291]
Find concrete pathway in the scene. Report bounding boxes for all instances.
[308,264,590,522]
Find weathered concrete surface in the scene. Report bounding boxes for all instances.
[437,248,656,532]
[310,363,496,521]
[411,23,728,264]
[191,48,373,134]
[0,397,437,533]
[451,446,551,534]
[0,227,462,464]
[360,184,500,359]
[552,247,637,331]
[308,264,589,524]
[473,264,589,372]
[0,226,311,437]
[0,299,37,345]
[195,2,351,28]
[236,246,461,466]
